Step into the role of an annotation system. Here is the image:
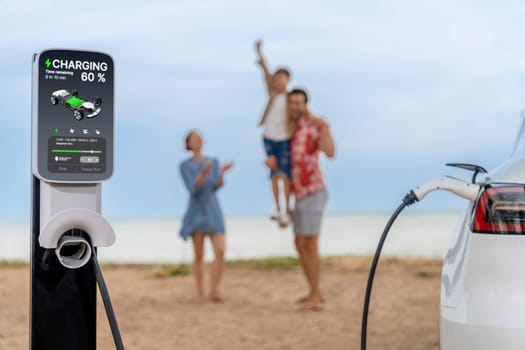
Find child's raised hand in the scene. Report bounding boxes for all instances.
[255,39,263,53]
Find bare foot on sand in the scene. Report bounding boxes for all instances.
[210,293,224,303]
[298,295,324,312]
[297,293,325,304]
[298,302,324,312]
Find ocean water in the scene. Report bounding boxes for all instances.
[0,212,462,264]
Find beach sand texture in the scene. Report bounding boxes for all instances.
[0,256,441,349]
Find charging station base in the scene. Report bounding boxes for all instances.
[30,176,97,350]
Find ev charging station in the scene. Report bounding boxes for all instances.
[31,49,121,349]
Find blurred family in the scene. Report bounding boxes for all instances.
[178,40,336,311]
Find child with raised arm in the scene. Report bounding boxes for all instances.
[255,39,292,227]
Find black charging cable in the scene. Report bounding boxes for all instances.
[92,251,125,350]
[361,191,419,350]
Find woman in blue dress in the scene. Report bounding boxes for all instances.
[180,131,233,302]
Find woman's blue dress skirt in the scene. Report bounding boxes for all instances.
[179,157,225,240]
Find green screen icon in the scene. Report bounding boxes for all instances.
[65,96,85,108]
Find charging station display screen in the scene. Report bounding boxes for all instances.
[33,49,114,182]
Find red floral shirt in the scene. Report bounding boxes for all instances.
[291,117,326,199]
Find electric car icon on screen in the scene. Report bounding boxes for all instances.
[50,89,102,121]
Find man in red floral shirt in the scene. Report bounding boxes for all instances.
[288,88,335,311]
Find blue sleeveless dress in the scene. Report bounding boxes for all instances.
[179,157,225,240]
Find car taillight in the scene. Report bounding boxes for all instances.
[473,186,525,234]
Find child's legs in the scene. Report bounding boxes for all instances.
[276,140,292,212]
[271,175,281,212]
[263,138,282,212]
[283,176,291,213]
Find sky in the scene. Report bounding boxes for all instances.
[2,0,525,220]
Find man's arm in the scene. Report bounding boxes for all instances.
[310,114,336,158]
[255,40,272,95]
[319,125,336,158]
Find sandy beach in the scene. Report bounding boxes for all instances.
[0,256,441,349]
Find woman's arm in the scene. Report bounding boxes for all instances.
[195,161,213,188]
[181,161,212,194]
[215,161,234,189]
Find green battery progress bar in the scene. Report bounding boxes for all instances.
[52,149,102,154]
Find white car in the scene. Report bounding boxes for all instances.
[440,115,525,349]
[362,114,525,349]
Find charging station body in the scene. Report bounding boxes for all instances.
[31,49,114,350]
